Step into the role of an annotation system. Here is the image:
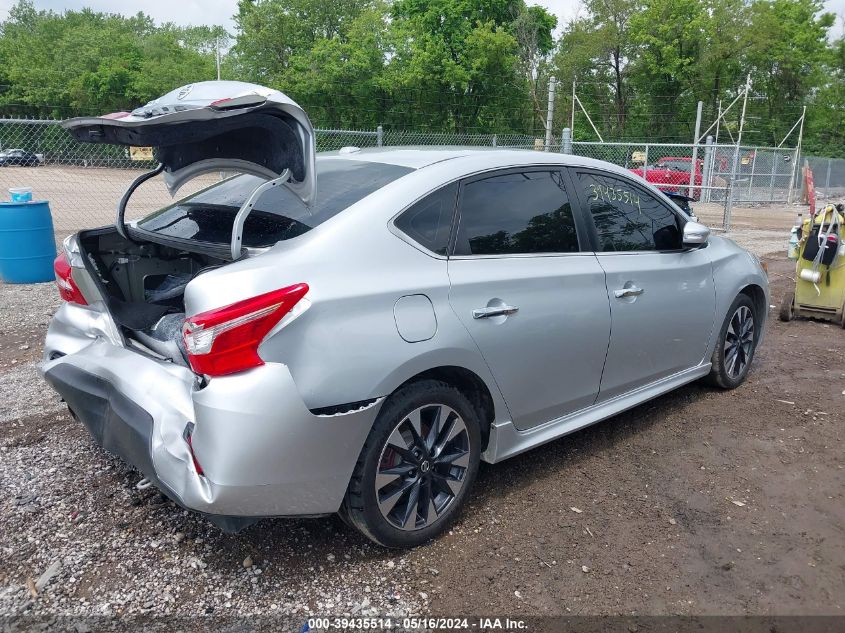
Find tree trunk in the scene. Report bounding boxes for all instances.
[613,47,625,136]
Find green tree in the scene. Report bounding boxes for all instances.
[0,1,223,117]
[230,0,375,84]
[281,3,392,129]
[385,0,548,133]
[744,0,834,146]
[555,0,641,138]
[804,36,845,157]
[627,0,710,139]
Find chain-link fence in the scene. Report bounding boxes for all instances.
[562,138,830,229]
[1,117,842,240]
[569,140,731,202]
[805,155,845,202]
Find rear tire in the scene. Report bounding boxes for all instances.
[343,380,481,548]
[779,291,795,322]
[706,294,758,389]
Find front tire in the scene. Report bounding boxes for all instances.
[706,294,758,389]
[343,380,481,548]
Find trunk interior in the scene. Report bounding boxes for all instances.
[79,228,226,364]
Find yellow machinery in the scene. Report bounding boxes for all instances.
[780,203,845,326]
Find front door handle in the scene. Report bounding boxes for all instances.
[614,286,644,299]
[473,305,519,319]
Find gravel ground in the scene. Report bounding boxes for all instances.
[1,217,843,622]
[0,284,431,621]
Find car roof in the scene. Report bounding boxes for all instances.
[319,146,502,168]
[318,146,690,219]
[318,145,627,172]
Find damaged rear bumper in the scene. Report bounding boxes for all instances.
[40,303,383,531]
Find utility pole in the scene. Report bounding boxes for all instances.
[688,100,703,198]
[714,100,722,145]
[216,35,221,81]
[544,76,557,152]
[570,80,576,140]
[787,105,806,204]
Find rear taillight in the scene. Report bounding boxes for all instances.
[53,253,88,305]
[182,283,309,377]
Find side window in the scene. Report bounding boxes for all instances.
[394,183,457,255]
[578,171,682,252]
[456,170,578,256]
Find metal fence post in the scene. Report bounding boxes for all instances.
[787,106,805,204]
[642,144,649,180]
[747,148,757,198]
[561,128,572,154]
[376,125,383,147]
[725,147,740,230]
[544,76,557,152]
[492,134,497,147]
[702,136,713,203]
[787,147,800,204]
[688,101,703,198]
[825,158,832,196]
[769,149,778,202]
[724,75,751,230]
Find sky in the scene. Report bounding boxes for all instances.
[0,0,842,38]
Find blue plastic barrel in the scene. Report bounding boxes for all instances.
[0,200,57,283]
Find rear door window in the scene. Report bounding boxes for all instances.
[454,170,580,256]
[137,159,413,247]
[577,171,682,252]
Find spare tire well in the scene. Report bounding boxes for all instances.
[395,367,495,450]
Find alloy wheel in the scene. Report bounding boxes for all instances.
[724,305,754,379]
[375,404,470,531]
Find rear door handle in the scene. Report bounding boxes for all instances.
[614,286,644,298]
[473,305,519,319]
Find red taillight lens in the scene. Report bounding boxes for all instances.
[53,253,88,305]
[182,283,309,377]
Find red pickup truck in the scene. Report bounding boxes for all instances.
[629,157,705,200]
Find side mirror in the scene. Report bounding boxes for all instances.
[683,220,710,248]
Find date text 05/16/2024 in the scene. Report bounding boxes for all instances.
[304,617,528,631]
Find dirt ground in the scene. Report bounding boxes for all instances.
[0,199,843,621]
[426,253,844,616]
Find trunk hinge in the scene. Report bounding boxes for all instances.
[230,169,291,260]
[116,163,165,241]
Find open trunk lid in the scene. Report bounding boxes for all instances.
[62,81,316,207]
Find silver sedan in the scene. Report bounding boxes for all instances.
[41,82,768,547]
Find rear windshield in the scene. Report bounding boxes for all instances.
[657,160,692,172]
[137,158,413,247]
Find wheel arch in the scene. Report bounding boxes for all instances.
[707,238,770,357]
[392,365,496,451]
[739,283,768,336]
[739,284,768,319]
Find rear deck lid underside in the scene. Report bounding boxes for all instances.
[62,80,316,206]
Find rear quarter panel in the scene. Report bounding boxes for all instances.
[182,161,512,421]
